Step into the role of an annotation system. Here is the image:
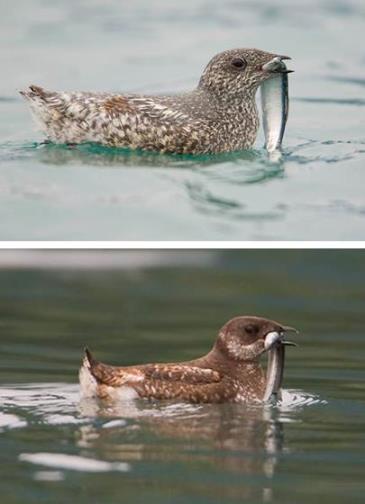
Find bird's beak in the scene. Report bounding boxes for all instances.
[262,56,294,74]
[282,324,299,333]
[281,325,299,347]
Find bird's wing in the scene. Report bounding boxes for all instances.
[122,96,195,125]
[142,364,222,384]
[138,365,232,403]
[84,349,221,387]
[20,86,194,126]
[20,86,201,149]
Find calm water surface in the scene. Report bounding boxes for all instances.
[0,250,364,503]
[0,0,365,239]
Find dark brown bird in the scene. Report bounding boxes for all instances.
[79,315,297,404]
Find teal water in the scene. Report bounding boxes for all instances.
[1,250,365,503]
[1,0,365,240]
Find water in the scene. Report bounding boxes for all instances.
[1,0,365,240]
[1,250,365,503]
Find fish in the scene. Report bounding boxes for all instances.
[260,56,291,155]
[263,327,298,402]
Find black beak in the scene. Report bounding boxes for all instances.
[280,325,299,347]
[281,325,299,334]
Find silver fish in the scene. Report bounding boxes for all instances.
[264,341,285,402]
[263,328,297,402]
[260,56,291,154]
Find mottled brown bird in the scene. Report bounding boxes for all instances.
[20,48,291,154]
[79,315,297,404]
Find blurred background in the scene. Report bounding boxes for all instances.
[1,0,365,240]
[1,249,365,504]
[1,248,364,398]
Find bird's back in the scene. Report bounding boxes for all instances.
[20,85,257,153]
[20,86,210,152]
[79,348,265,403]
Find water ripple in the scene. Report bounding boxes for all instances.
[0,382,320,426]
[326,76,365,88]
[295,97,365,106]
[279,389,327,411]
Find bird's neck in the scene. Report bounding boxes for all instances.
[198,79,259,104]
[205,344,262,374]
[212,90,260,149]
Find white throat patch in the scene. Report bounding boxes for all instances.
[224,335,260,361]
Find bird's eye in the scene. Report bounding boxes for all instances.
[231,57,247,69]
[245,324,257,335]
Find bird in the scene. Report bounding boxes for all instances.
[20,48,291,155]
[79,315,297,404]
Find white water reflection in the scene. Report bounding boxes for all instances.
[0,412,27,430]
[19,452,130,473]
[0,383,322,425]
[0,382,325,503]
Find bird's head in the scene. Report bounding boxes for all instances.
[198,48,292,98]
[214,315,297,361]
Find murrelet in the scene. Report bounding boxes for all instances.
[20,48,290,154]
[79,315,297,404]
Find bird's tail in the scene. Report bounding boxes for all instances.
[83,347,96,368]
[79,347,99,398]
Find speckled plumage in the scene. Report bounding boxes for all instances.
[20,48,290,154]
[79,315,291,404]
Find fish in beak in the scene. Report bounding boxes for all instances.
[260,55,294,155]
[263,325,298,402]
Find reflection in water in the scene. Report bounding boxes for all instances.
[0,383,321,503]
[29,142,286,223]
[185,178,285,221]
[181,156,285,222]
[33,142,260,170]
[78,397,284,502]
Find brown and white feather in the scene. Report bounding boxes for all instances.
[20,48,286,154]
[79,315,291,404]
